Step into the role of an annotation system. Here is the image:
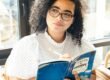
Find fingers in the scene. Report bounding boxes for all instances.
[90,73,96,80]
[72,71,96,80]
[73,71,81,80]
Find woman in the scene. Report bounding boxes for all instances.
[5,0,96,80]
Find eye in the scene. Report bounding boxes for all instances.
[63,13,72,18]
[50,8,59,14]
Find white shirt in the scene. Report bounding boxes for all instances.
[5,31,95,79]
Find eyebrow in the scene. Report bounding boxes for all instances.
[51,6,73,14]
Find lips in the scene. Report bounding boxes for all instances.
[53,22,64,27]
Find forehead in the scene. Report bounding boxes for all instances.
[52,0,75,13]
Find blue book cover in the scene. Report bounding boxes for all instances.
[36,50,96,80]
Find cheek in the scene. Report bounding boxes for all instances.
[46,13,54,27]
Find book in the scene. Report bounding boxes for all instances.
[36,50,96,80]
[95,66,110,80]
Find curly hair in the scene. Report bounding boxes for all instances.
[29,0,84,45]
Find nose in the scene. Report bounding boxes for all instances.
[56,14,63,21]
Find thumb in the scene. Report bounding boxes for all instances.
[73,71,80,80]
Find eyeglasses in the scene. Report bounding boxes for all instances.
[48,7,74,21]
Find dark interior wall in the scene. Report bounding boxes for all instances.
[0,49,12,65]
[19,0,31,37]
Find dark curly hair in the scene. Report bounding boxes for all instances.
[29,0,85,45]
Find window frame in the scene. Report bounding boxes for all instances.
[0,0,31,65]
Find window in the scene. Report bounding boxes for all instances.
[0,0,19,50]
[84,0,110,40]
[84,0,110,65]
[0,0,31,65]
[0,0,31,50]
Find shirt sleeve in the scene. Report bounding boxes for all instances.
[5,35,39,79]
[81,39,100,69]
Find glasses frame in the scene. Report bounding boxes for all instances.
[48,7,74,21]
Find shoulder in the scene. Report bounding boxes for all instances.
[5,33,40,78]
[8,32,45,56]
[80,38,95,53]
[14,33,39,49]
[8,33,39,58]
[18,33,38,45]
[66,33,95,51]
[16,32,45,46]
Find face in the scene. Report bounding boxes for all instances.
[46,0,75,34]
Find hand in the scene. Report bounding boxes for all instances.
[64,72,81,80]
[89,70,96,80]
[72,71,81,80]
[72,70,96,80]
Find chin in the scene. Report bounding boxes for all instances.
[53,28,65,33]
[48,25,65,33]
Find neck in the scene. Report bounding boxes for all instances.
[47,29,66,43]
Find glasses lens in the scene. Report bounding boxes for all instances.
[62,13,73,21]
[49,8,59,17]
[49,7,73,21]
